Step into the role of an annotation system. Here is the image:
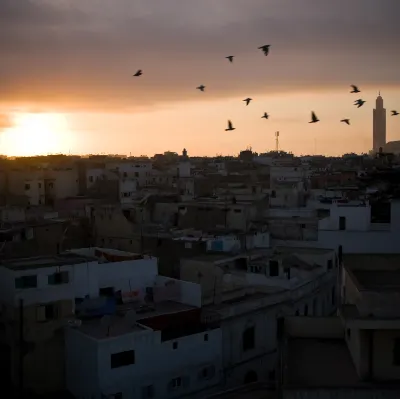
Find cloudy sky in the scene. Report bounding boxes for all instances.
[1,0,400,156]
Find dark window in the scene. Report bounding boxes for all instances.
[173,342,178,350]
[295,309,299,316]
[271,190,276,198]
[347,328,351,339]
[89,176,94,183]
[15,275,37,289]
[313,298,317,315]
[38,183,41,188]
[393,339,400,365]
[269,261,279,277]
[234,209,241,213]
[331,287,336,305]
[204,333,209,342]
[284,268,291,279]
[252,186,256,194]
[339,216,346,230]
[327,260,333,270]
[123,172,127,178]
[142,385,154,399]
[268,369,276,381]
[111,350,135,368]
[112,394,122,399]
[99,287,114,297]
[49,182,54,188]
[242,326,255,351]
[45,304,56,320]
[304,304,308,316]
[48,271,69,285]
[134,172,139,177]
[24,183,30,190]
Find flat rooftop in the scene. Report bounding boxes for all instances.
[344,254,400,272]
[352,270,400,292]
[1,252,97,270]
[78,301,195,340]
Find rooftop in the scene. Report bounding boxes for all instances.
[1,252,96,271]
[344,254,400,272]
[352,270,400,292]
[77,301,195,340]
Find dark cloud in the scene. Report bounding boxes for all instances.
[1,0,399,111]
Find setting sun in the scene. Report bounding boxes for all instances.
[0,113,73,157]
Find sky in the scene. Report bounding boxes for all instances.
[1,0,400,157]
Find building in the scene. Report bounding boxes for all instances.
[0,248,159,396]
[373,93,386,153]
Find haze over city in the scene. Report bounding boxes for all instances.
[1,0,400,157]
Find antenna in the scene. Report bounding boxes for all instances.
[275,131,280,152]
[100,315,112,337]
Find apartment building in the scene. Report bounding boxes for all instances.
[0,248,159,396]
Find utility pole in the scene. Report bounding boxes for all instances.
[18,298,24,399]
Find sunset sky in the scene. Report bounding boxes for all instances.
[1,0,400,157]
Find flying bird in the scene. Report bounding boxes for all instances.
[196,85,205,92]
[261,112,269,119]
[133,70,142,77]
[309,111,319,123]
[341,119,350,125]
[225,120,235,131]
[391,110,399,116]
[226,56,234,63]
[354,99,366,108]
[258,45,271,56]
[350,85,360,93]
[243,98,252,106]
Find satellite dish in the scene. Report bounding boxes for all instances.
[124,310,137,326]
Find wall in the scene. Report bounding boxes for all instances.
[66,325,223,399]
[318,205,370,231]
[372,329,400,381]
[65,328,100,398]
[284,317,343,339]
[155,276,202,307]
[0,206,26,222]
[283,388,400,399]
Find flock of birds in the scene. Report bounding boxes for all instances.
[132,44,399,132]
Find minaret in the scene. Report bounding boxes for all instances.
[373,92,386,153]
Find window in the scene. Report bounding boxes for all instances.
[295,310,299,316]
[313,298,317,315]
[36,304,58,322]
[141,385,154,399]
[234,209,241,213]
[339,216,346,230]
[242,326,255,351]
[269,261,279,277]
[15,275,37,289]
[49,182,54,188]
[284,267,291,280]
[198,365,215,380]
[24,183,30,190]
[48,271,69,285]
[109,394,122,399]
[123,172,128,178]
[38,183,41,188]
[134,172,139,177]
[111,350,135,368]
[327,260,333,270]
[173,342,178,350]
[169,377,182,389]
[89,176,93,182]
[204,333,209,342]
[347,328,351,339]
[393,339,400,365]
[304,304,308,316]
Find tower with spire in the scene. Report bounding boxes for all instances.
[373,92,386,153]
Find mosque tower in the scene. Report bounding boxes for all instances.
[373,92,386,153]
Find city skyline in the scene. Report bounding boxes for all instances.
[1,0,400,157]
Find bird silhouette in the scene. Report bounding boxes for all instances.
[341,119,350,125]
[243,98,252,106]
[226,56,234,63]
[258,45,271,56]
[350,85,360,93]
[196,85,205,92]
[309,111,319,123]
[354,99,366,108]
[392,110,399,116]
[133,70,142,77]
[225,120,235,131]
[261,112,269,119]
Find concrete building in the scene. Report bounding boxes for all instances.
[179,245,339,390]
[105,160,153,188]
[0,248,159,395]
[373,93,386,153]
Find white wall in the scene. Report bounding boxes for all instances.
[66,325,223,399]
[155,276,202,307]
[319,205,370,231]
[0,206,26,223]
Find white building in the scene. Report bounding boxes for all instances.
[106,161,153,188]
